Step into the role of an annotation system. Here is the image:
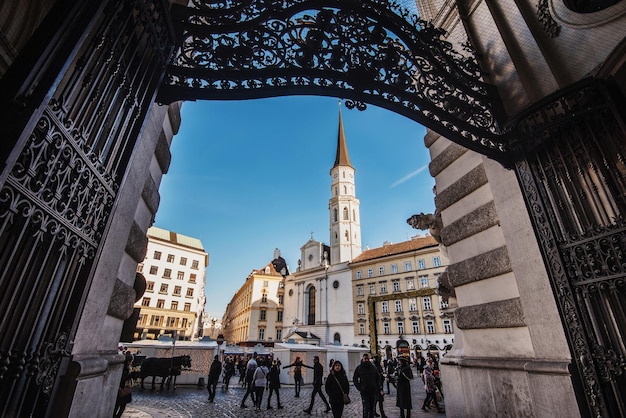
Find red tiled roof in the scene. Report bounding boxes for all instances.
[351,235,438,263]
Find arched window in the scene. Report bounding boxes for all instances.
[307,285,316,325]
[353,209,356,220]
[334,231,338,242]
[344,185,347,194]
[343,207,349,220]
[345,229,349,241]
[334,208,338,222]
[334,332,341,344]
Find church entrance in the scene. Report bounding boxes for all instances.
[0,1,624,416]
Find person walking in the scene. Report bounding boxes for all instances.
[386,358,397,395]
[222,356,235,392]
[240,352,258,408]
[421,364,444,413]
[252,359,269,412]
[283,356,305,397]
[207,355,222,402]
[396,356,414,417]
[353,353,381,418]
[372,355,388,418]
[325,360,350,418]
[267,359,283,410]
[303,355,331,414]
[113,354,133,418]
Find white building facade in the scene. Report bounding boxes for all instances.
[136,226,208,340]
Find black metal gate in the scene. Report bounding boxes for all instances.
[512,78,626,418]
[0,1,173,416]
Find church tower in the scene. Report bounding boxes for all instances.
[329,106,362,263]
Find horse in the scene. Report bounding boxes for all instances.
[139,355,191,391]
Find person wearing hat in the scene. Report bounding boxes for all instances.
[396,356,413,418]
[283,356,305,397]
[422,363,444,413]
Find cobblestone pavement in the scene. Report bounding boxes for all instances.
[121,379,446,418]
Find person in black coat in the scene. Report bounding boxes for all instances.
[396,356,414,418]
[353,353,381,418]
[283,356,305,397]
[303,356,331,414]
[266,360,283,410]
[113,355,132,418]
[373,355,388,418]
[207,355,222,402]
[325,360,350,418]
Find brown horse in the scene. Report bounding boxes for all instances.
[139,355,191,391]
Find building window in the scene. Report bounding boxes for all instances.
[379,266,384,276]
[163,268,172,279]
[357,271,362,279]
[357,303,365,315]
[278,295,284,305]
[404,261,411,272]
[259,328,265,340]
[263,280,269,287]
[173,286,181,296]
[260,310,267,320]
[150,315,162,326]
[277,311,283,322]
[279,281,285,288]
[420,276,429,288]
[184,303,191,311]
[423,297,432,310]
[153,251,161,260]
[189,273,196,283]
[392,280,400,292]
[261,293,268,303]
[186,288,194,297]
[381,301,389,313]
[406,278,414,290]
[149,266,158,275]
[367,268,374,278]
[426,320,435,334]
[142,298,151,307]
[137,263,144,273]
[391,264,398,274]
[307,285,316,325]
[440,298,449,309]
[383,322,390,334]
[369,283,376,294]
[334,208,338,222]
[359,323,366,334]
[394,300,402,312]
[177,271,184,280]
[180,257,187,266]
[443,319,453,333]
[433,256,441,267]
[357,285,364,296]
[379,282,387,293]
[167,254,175,263]
[157,299,165,308]
[159,284,168,294]
[166,317,176,327]
[418,259,425,270]
[191,260,199,269]
[408,298,417,311]
[171,301,178,310]
[412,321,420,334]
[397,322,404,335]
[343,207,349,220]
[146,281,155,292]
[181,318,188,328]
[276,329,282,340]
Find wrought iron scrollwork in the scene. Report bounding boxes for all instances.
[159,0,509,164]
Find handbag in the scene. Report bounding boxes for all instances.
[334,375,351,405]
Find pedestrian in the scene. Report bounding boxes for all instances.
[238,357,247,387]
[421,364,444,413]
[303,355,331,414]
[252,359,269,412]
[222,356,235,392]
[372,355,388,418]
[207,355,222,402]
[396,356,414,417]
[353,353,381,418]
[113,354,133,418]
[325,360,350,418]
[240,352,258,408]
[386,358,397,395]
[267,359,283,410]
[283,356,304,397]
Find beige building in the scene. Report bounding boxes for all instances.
[221,251,288,344]
[350,235,452,359]
[135,227,208,340]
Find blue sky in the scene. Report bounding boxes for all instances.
[153,96,435,318]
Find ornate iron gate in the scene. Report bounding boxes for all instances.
[0,0,173,415]
[511,78,626,418]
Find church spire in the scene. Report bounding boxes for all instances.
[333,102,353,169]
